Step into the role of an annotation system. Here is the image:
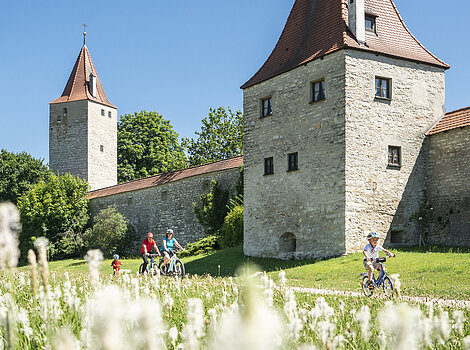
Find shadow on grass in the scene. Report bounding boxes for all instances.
[394,245,470,254]
[184,246,318,277]
[66,261,87,267]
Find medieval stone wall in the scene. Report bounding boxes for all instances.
[425,127,470,246]
[243,50,347,259]
[344,50,446,251]
[89,167,241,248]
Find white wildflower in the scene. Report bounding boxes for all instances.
[34,237,50,290]
[182,298,205,350]
[355,305,371,341]
[169,326,178,348]
[463,336,470,350]
[54,327,80,350]
[0,202,20,270]
[84,249,103,289]
[279,270,287,286]
[453,310,465,336]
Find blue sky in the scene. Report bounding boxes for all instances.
[1,0,468,163]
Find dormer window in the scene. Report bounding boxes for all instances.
[89,73,97,98]
[365,15,376,33]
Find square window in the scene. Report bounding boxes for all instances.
[287,152,298,172]
[261,97,272,117]
[391,230,404,244]
[108,111,112,118]
[264,157,274,175]
[101,109,105,116]
[365,15,376,33]
[311,80,325,102]
[100,145,104,152]
[375,77,391,99]
[161,190,168,201]
[388,146,401,167]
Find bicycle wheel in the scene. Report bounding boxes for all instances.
[382,276,394,297]
[173,259,185,278]
[361,275,374,297]
[139,263,145,275]
[158,260,168,276]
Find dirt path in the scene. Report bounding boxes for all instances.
[287,286,470,308]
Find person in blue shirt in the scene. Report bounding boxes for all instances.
[161,229,184,269]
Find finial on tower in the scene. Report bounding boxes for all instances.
[82,24,87,46]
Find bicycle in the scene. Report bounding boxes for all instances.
[158,250,185,278]
[360,255,395,297]
[139,253,160,276]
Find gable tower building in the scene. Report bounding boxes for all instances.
[242,0,449,259]
[49,35,117,191]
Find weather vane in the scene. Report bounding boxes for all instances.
[82,24,87,45]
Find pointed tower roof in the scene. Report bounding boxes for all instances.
[50,44,116,108]
[241,0,449,89]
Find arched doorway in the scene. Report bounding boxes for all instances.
[279,232,296,259]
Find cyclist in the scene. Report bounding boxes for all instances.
[111,254,123,276]
[160,229,184,269]
[141,232,161,273]
[363,232,395,288]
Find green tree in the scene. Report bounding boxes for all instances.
[0,149,52,204]
[219,195,244,248]
[182,107,243,166]
[17,173,89,258]
[118,111,187,183]
[84,206,135,257]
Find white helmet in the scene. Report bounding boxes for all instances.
[166,229,174,235]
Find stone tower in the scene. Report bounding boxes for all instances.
[49,37,117,191]
[242,0,449,259]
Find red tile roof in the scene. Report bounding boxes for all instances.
[50,45,116,108]
[426,107,470,136]
[241,0,449,89]
[87,156,243,199]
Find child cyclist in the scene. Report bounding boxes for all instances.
[161,229,184,269]
[363,232,395,288]
[111,254,123,276]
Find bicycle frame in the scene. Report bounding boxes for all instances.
[372,262,386,287]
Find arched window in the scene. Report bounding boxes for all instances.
[279,232,296,255]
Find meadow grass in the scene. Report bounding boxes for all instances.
[23,245,470,300]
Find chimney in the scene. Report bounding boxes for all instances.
[89,73,97,98]
[348,0,365,45]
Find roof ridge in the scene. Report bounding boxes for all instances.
[387,0,449,68]
[446,106,470,115]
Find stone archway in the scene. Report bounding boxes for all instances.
[279,232,296,259]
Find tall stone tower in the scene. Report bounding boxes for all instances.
[49,36,117,191]
[242,0,449,259]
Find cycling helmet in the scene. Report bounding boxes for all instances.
[166,229,174,235]
[113,254,119,260]
[367,232,379,240]
[147,232,153,238]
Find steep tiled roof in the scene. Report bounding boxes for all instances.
[50,45,116,108]
[241,0,449,89]
[427,107,470,136]
[87,156,243,199]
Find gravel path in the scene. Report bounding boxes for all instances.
[287,286,470,309]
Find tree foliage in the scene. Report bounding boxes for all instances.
[84,206,136,258]
[117,111,187,183]
[182,107,243,166]
[17,173,89,258]
[219,195,244,248]
[0,149,52,204]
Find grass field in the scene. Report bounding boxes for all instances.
[24,245,470,300]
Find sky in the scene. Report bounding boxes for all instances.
[1,0,469,163]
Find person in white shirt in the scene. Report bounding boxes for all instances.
[363,232,395,287]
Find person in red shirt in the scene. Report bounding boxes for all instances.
[140,232,161,273]
[111,254,123,276]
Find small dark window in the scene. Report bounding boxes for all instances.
[57,116,62,122]
[101,109,105,116]
[63,108,67,117]
[311,80,325,102]
[261,97,272,117]
[375,77,391,99]
[202,180,211,193]
[365,15,376,33]
[391,230,404,244]
[100,145,104,152]
[264,157,274,175]
[108,111,112,118]
[388,146,401,167]
[287,152,298,172]
[161,190,168,201]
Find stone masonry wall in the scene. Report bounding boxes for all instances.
[243,50,347,259]
[50,100,88,181]
[89,167,241,248]
[425,127,470,246]
[87,101,117,191]
[344,50,446,252]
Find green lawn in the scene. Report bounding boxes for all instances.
[22,246,470,300]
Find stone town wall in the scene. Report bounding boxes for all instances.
[243,50,347,259]
[425,127,470,246]
[87,101,117,191]
[344,50,446,251]
[49,100,89,181]
[89,167,241,248]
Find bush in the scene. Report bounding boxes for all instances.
[84,206,130,258]
[179,235,220,257]
[219,196,244,248]
[193,180,229,235]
